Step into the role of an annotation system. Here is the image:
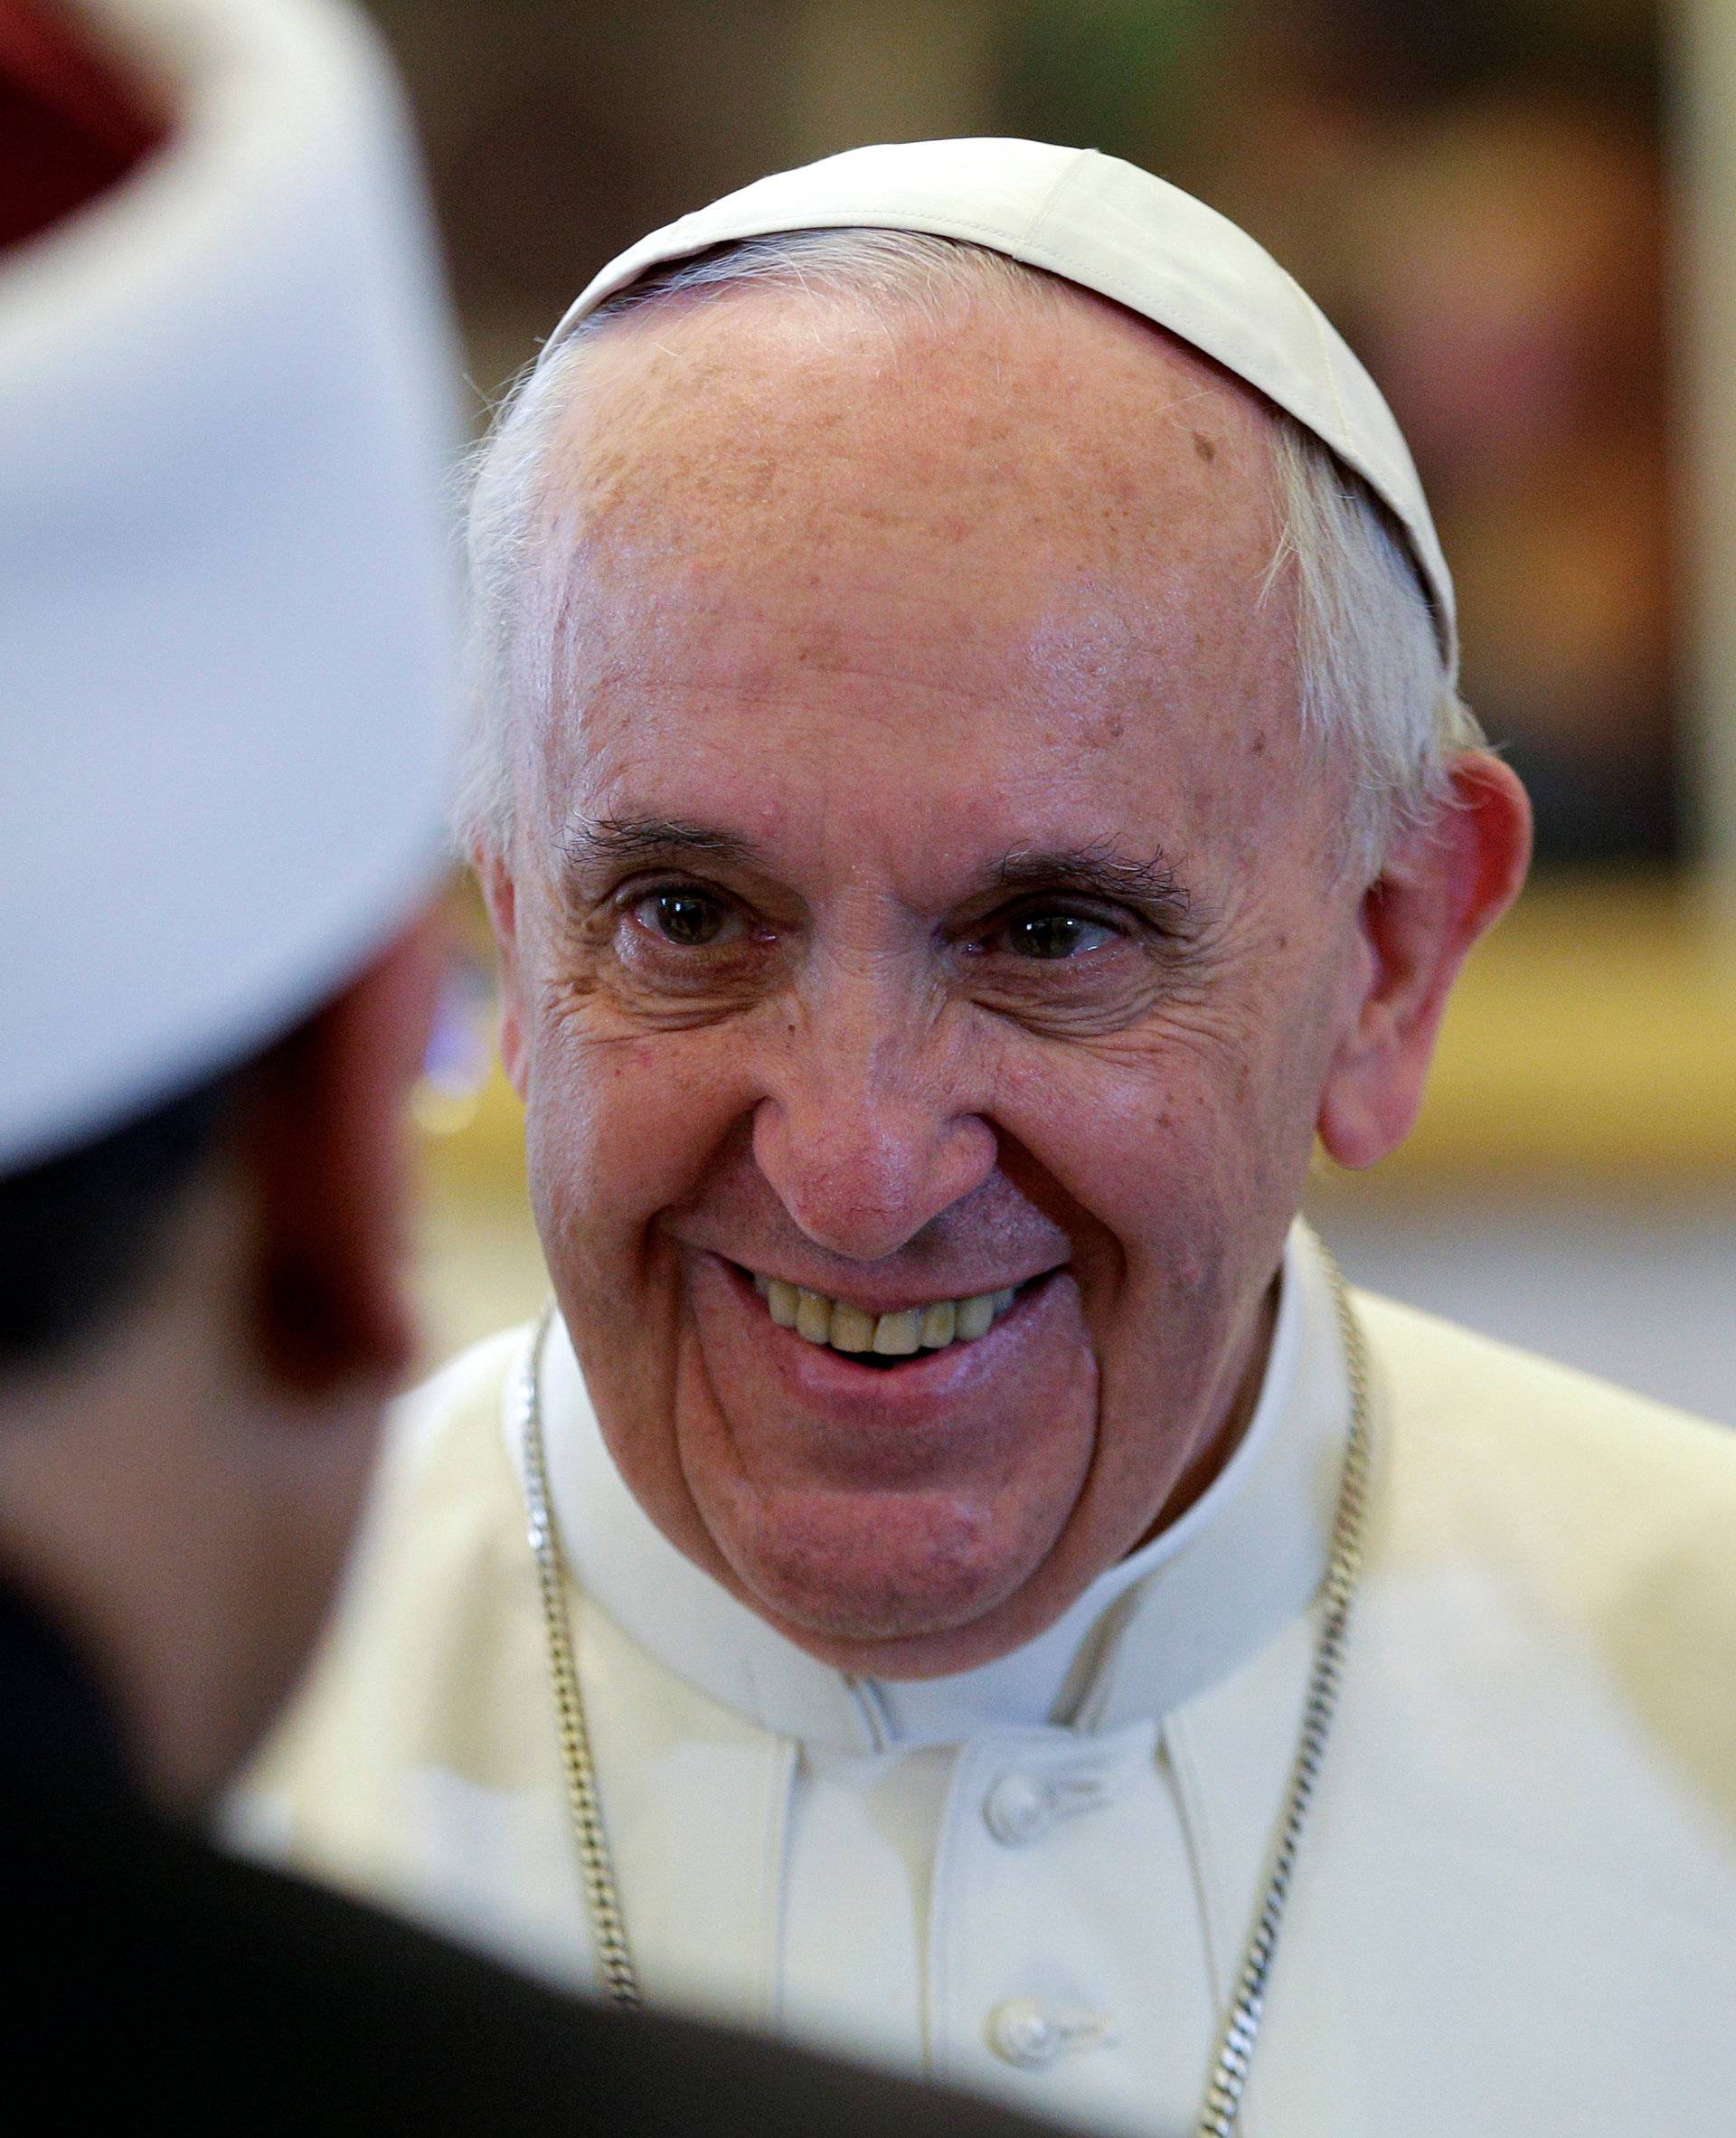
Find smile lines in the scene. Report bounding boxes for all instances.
[750,1272,1019,1358]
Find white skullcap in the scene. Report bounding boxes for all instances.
[545,136,1454,668]
[0,0,460,1170]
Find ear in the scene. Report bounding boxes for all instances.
[1317,754,1532,1170]
[472,840,529,1099]
[240,903,448,1395]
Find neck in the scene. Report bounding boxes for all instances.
[0,1194,250,1812]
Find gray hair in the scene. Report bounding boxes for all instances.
[457,229,1482,873]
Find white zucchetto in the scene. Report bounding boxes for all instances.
[546,137,1453,667]
[0,0,460,1169]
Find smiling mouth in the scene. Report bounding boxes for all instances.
[745,1269,1023,1364]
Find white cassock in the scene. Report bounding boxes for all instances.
[242,1223,1736,2135]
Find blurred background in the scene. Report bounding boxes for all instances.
[371,0,1736,1420]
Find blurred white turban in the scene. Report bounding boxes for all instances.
[0,0,460,1169]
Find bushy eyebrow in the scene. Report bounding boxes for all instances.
[992,844,1192,925]
[558,819,1192,926]
[559,817,760,883]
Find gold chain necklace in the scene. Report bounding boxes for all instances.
[518,1252,1373,2133]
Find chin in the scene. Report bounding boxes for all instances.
[712,1486,1058,1664]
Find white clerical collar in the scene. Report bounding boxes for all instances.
[511,1220,1351,1753]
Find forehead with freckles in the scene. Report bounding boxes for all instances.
[549,275,1273,546]
[514,276,1325,878]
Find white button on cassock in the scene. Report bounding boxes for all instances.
[983,1773,1053,1846]
[983,1765,1115,1846]
[987,1998,1118,2070]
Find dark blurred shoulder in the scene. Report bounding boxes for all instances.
[3,1757,1048,2136]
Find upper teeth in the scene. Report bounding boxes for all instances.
[752,1273,1018,1356]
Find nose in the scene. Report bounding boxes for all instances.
[750,982,997,1262]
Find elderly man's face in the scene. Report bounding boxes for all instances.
[488,285,1383,1675]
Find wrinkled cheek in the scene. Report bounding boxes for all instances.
[521,1045,619,1292]
[1102,1095,1297,1368]
[523,1016,704,1271]
[522,1026,704,1539]
[998,1051,1260,1278]
[992,1049,1296,1466]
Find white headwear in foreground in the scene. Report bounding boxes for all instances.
[546,137,1454,667]
[0,0,460,1170]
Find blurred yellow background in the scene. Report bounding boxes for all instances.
[366,0,1736,1418]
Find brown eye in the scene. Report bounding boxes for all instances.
[649,890,726,946]
[1005,911,1113,960]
